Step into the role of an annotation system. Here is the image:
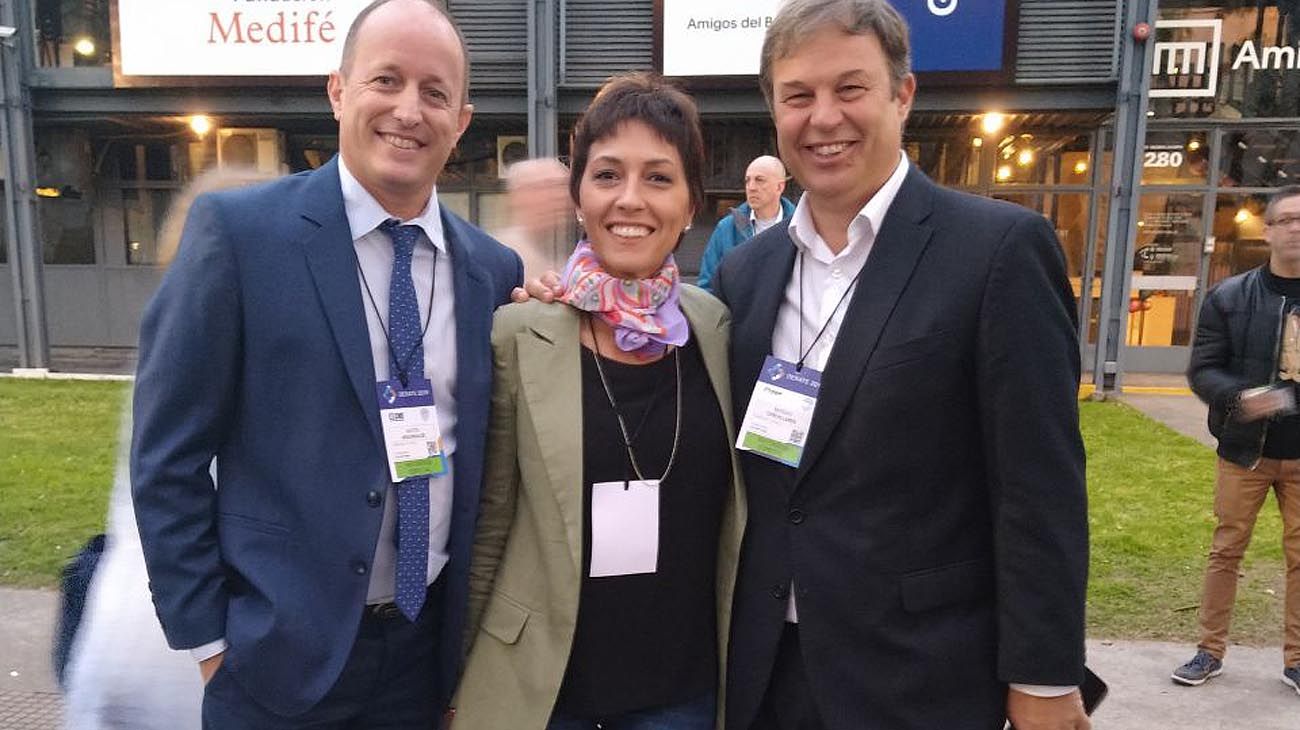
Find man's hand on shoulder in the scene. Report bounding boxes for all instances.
[510,270,564,303]
[1006,688,1090,730]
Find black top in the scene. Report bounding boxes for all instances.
[1261,269,1300,458]
[554,336,730,717]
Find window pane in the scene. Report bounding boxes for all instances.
[1208,193,1271,289]
[992,133,1091,186]
[41,198,95,264]
[118,142,181,183]
[440,192,470,221]
[124,189,176,266]
[1220,129,1300,188]
[1140,131,1209,186]
[1131,193,1204,347]
[35,0,110,68]
[906,137,980,187]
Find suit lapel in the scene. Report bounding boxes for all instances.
[516,306,586,573]
[443,209,491,409]
[794,169,937,484]
[732,235,797,418]
[297,159,384,452]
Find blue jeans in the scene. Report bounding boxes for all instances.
[546,692,716,730]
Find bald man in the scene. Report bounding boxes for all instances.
[697,155,794,293]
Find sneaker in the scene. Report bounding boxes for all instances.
[1171,650,1224,686]
[1285,665,1300,696]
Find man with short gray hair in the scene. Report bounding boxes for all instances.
[713,1,1091,728]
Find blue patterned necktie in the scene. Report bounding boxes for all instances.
[380,219,429,621]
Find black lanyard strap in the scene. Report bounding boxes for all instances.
[796,250,867,370]
[356,231,438,385]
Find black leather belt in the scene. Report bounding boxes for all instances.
[367,601,404,620]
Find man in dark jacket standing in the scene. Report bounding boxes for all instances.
[1176,185,1300,698]
[696,155,794,293]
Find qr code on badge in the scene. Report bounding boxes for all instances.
[790,429,805,445]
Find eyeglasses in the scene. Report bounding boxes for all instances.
[1267,215,1300,228]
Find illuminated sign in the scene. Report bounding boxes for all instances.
[114,0,371,78]
[661,0,1015,77]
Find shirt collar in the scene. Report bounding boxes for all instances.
[787,151,909,259]
[338,156,446,252]
[749,205,784,225]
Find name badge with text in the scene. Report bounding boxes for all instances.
[735,356,821,468]
[376,379,447,482]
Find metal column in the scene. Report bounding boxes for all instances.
[527,0,558,158]
[1092,0,1158,396]
[1,0,47,370]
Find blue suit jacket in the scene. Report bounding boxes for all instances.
[130,158,522,716]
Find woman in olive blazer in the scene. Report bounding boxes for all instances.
[451,74,746,730]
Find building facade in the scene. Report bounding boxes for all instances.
[5,0,1264,378]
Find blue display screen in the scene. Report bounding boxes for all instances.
[892,1,1012,73]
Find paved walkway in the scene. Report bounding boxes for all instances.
[6,386,1297,728]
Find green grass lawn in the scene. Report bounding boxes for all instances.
[0,380,1288,646]
[0,379,129,587]
[1083,399,1285,646]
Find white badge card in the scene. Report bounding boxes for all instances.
[590,480,660,578]
[736,356,821,468]
[376,379,448,482]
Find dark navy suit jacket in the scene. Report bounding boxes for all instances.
[715,168,1088,730]
[130,157,522,716]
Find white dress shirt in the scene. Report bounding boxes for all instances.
[770,152,1071,699]
[340,159,457,605]
[774,151,908,625]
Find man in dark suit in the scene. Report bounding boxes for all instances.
[712,2,1090,729]
[130,1,521,726]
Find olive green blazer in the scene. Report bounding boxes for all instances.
[451,285,746,730]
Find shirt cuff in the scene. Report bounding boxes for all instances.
[1009,683,1077,698]
[188,638,228,662]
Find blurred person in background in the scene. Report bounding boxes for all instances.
[493,157,574,280]
[62,167,269,730]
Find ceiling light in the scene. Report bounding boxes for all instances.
[981,112,1007,136]
[1235,208,1251,224]
[1074,160,1089,175]
[996,165,1013,182]
[1017,149,1035,167]
[189,115,213,137]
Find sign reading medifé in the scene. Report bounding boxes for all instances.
[116,0,371,77]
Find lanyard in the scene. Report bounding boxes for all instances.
[586,315,683,484]
[357,241,438,387]
[796,251,867,370]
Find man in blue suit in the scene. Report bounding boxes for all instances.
[130,1,522,727]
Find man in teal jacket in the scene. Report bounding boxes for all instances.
[697,155,794,293]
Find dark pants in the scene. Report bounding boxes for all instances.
[202,582,443,729]
[547,692,716,730]
[749,623,825,730]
